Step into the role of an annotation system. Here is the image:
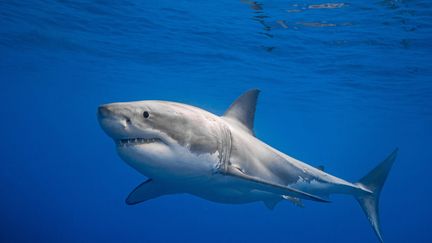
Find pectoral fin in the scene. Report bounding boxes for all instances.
[226,166,330,203]
[126,179,174,205]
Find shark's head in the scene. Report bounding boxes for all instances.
[98,101,172,148]
[97,100,229,179]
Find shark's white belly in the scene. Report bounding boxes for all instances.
[119,147,270,203]
[117,142,221,180]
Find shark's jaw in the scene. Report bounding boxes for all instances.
[116,137,164,147]
[114,135,176,179]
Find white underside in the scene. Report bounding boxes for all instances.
[117,141,287,204]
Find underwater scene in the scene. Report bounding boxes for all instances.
[1,0,431,242]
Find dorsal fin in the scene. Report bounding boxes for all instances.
[223,89,260,135]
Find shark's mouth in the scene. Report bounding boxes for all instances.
[116,138,163,147]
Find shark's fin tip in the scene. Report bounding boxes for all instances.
[223,89,260,135]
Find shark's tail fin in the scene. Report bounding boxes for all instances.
[354,148,398,243]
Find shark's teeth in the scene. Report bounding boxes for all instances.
[117,138,162,146]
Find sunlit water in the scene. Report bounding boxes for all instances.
[1,1,431,242]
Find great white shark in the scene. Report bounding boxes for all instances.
[98,89,397,242]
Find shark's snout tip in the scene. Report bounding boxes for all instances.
[98,105,112,118]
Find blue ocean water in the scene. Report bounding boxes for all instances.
[1,0,431,242]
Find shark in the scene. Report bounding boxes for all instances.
[97,89,397,242]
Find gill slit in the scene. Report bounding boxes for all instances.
[215,122,232,174]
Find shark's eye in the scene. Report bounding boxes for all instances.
[143,111,150,119]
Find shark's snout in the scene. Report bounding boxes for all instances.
[98,105,113,119]
[97,104,129,139]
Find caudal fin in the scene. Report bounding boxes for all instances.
[355,148,398,243]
